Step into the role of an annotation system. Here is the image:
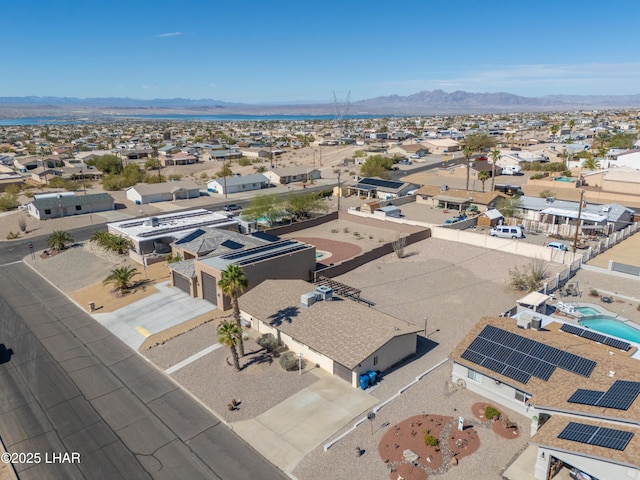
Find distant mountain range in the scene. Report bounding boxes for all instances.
[1,90,640,118]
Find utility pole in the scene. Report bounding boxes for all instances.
[572,189,586,253]
[337,172,341,212]
[223,159,228,200]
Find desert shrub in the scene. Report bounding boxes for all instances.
[256,333,279,353]
[6,231,19,239]
[331,229,339,233]
[17,216,27,233]
[0,192,18,211]
[166,253,182,263]
[509,258,549,292]
[392,234,407,258]
[485,406,501,421]
[590,289,599,297]
[279,351,302,371]
[423,430,439,447]
[237,157,251,167]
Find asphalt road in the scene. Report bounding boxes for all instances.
[0,244,287,479]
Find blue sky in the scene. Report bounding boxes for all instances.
[2,0,639,102]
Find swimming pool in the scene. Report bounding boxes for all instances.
[553,176,575,182]
[575,306,599,315]
[579,317,640,344]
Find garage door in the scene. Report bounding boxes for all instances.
[333,361,352,383]
[201,272,217,306]
[172,272,191,294]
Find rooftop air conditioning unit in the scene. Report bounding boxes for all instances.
[300,292,317,308]
[144,216,160,227]
[531,316,542,330]
[517,317,532,329]
[315,285,332,301]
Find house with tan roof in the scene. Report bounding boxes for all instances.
[125,180,200,205]
[239,279,421,387]
[451,316,640,480]
[423,138,460,154]
[415,185,504,211]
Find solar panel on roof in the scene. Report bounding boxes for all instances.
[560,323,631,351]
[598,381,640,410]
[560,323,583,336]
[568,381,640,410]
[175,229,206,244]
[568,389,604,405]
[558,422,634,451]
[358,177,404,189]
[459,325,596,386]
[220,239,244,250]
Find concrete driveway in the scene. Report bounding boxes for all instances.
[232,374,376,473]
[92,282,216,349]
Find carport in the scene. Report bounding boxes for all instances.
[434,194,471,211]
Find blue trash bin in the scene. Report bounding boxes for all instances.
[359,374,370,390]
[367,370,378,385]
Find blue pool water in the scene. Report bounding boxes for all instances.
[575,306,599,315]
[579,317,640,344]
[553,176,575,182]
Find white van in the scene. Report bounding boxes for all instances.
[501,165,522,175]
[490,225,524,238]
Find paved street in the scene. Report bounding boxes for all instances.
[0,242,287,480]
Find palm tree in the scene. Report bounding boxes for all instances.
[462,145,474,191]
[103,266,140,295]
[582,157,601,170]
[478,171,489,193]
[217,321,241,371]
[218,264,249,356]
[47,230,73,252]
[489,148,501,192]
[549,124,560,140]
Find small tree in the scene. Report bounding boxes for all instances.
[463,145,474,191]
[218,265,249,356]
[103,266,140,295]
[478,171,489,193]
[17,216,27,233]
[217,321,241,371]
[47,230,73,252]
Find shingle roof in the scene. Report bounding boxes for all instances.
[127,180,199,196]
[240,279,420,369]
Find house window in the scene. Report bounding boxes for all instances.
[373,356,378,366]
[44,209,51,215]
[467,369,482,382]
[515,390,528,403]
[75,205,82,211]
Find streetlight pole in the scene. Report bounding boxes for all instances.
[424,316,428,337]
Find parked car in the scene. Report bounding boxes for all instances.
[546,241,568,251]
[444,215,467,224]
[398,159,412,165]
[223,204,242,211]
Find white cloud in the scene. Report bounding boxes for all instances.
[155,32,182,38]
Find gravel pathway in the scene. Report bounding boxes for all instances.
[293,362,529,480]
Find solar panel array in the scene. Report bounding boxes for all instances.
[220,240,298,261]
[558,422,634,451]
[560,323,631,351]
[460,325,596,384]
[358,178,404,189]
[137,217,233,238]
[568,380,640,410]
